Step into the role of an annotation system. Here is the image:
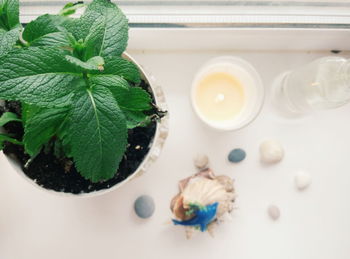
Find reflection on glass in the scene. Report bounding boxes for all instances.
[275,56,350,114]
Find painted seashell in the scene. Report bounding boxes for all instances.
[182,177,227,208]
[170,168,235,238]
[216,175,234,192]
[185,226,196,240]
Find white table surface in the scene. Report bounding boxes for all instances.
[1,46,350,259]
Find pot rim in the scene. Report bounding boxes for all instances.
[3,52,169,198]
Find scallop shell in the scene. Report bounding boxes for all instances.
[182,177,227,208]
[170,168,236,238]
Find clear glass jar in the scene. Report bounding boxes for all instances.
[278,56,350,113]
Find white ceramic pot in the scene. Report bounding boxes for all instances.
[3,53,169,198]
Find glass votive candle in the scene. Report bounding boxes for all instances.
[191,56,264,131]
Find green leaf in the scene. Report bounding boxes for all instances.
[23,106,69,156]
[90,74,151,110]
[114,87,152,111]
[56,114,73,158]
[66,55,105,71]
[0,0,20,57]
[123,110,150,129]
[0,26,19,57]
[0,0,20,30]
[21,102,40,124]
[23,14,58,42]
[90,74,129,90]
[0,47,82,107]
[86,0,116,13]
[0,111,21,126]
[0,0,150,184]
[22,14,69,47]
[59,2,85,17]
[60,0,113,42]
[93,56,141,84]
[0,133,22,150]
[64,85,127,182]
[62,0,126,49]
[29,32,69,47]
[84,7,128,59]
[5,0,19,28]
[90,75,151,110]
[61,15,92,42]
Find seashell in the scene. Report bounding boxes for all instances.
[199,168,216,180]
[178,168,215,192]
[185,227,196,239]
[217,212,233,222]
[171,168,236,238]
[171,195,184,219]
[217,201,230,217]
[170,193,180,211]
[216,175,234,192]
[171,195,192,221]
[207,221,217,238]
[182,178,227,208]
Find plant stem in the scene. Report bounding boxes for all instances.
[18,30,29,47]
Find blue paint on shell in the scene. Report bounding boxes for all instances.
[134,195,155,219]
[228,148,246,163]
[172,202,219,232]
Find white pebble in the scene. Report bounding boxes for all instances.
[267,205,280,220]
[295,170,312,190]
[194,154,209,169]
[260,140,284,164]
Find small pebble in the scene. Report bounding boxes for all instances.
[295,170,312,190]
[194,154,209,169]
[260,139,284,164]
[134,195,155,219]
[228,148,246,163]
[267,205,280,220]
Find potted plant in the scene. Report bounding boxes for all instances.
[0,0,168,196]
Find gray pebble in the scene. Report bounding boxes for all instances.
[228,148,246,163]
[134,195,155,219]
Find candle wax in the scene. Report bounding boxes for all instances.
[195,72,245,121]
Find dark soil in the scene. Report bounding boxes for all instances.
[1,80,161,194]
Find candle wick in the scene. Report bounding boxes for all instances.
[215,93,225,103]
